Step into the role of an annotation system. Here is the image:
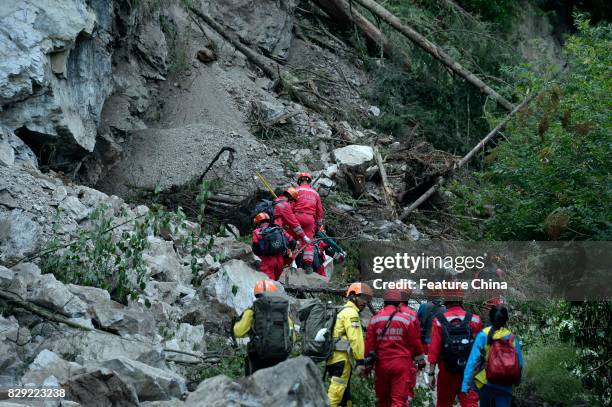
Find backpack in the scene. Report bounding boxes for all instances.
[296,242,322,271]
[439,312,474,373]
[253,225,289,256]
[251,199,278,220]
[250,293,293,359]
[420,301,446,344]
[486,331,521,385]
[299,299,341,362]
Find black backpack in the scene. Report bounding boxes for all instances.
[253,225,289,256]
[251,199,278,220]
[250,293,293,359]
[420,301,446,344]
[299,299,342,362]
[439,312,474,373]
[296,242,322,271]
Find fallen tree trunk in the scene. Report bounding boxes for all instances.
[399,91,538,220]
[373,145,397,218]
[310,0,393,57]
[352,0,514,111]
[188,6,279,79]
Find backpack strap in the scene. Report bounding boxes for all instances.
[379,307,400,343]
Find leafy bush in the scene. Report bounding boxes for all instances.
[456,0,519,29]
[41,185,211,303]
[449,17,612,240]
[519,342,587,406]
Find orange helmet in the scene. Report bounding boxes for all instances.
[383,288,403,302]
[283,187,299,201]
[346,282,373,299]
[253,280,278,296]
[253,212,270,225]
[297,172,312,183]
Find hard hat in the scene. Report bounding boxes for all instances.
[398,286,413,302]
[297,172,312,182]
[283,187,299,201]
[346,282,373,299]
[425,287,443,299]
[253,212,270,225]
[444,287,465,301]
[253,280,278,296]
[383,288,403,302]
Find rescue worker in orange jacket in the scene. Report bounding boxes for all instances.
[326,282,372,407]
[364,288,425,407]
[428,288,483,407]
[251,212,295,280]
[293,172,323,272]
[273,187,310,244]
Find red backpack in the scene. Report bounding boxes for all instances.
[486,331,521,385]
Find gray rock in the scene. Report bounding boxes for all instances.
[0,0,113,152]
[0,266,26,298]
[164,323,205,363]
[185,356,327,406]
[203,0,298,59]
[26,274,88,317]
[21,350,84,387]
[102,357,187,401]
[332,145,374,167]
[68,284,155,336]
[64,368,139,407]
[46,331,162,365]
[203,259,273,314]
[143,237,191,284]
[0,141,14,167]
[60,196,90,221]
[0,209,40,263]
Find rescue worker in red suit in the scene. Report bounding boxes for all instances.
[273,187,310,245]
[428,288,483,407]
[364,289,425,407]
[293,172,323,272]
[251,212,294,280]
[398,286,423,403]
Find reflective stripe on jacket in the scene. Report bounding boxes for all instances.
[327,301,365,366]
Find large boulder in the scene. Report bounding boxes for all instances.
[202,259,272,315]
[101,357,187,401]
[26,273,88,318]
[0,0,113,152]
[68,284,156,336]
[0,209,40,264]
[184,356,327,407]
[21,350,84,387]
[142,237,192,285]
[332,145,374,168]
[202,0,298,59]
[64,368,139,407]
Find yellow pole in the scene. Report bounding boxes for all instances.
[256,172,277,198]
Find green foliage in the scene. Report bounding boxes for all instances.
[449,17,612,240]
[350,374,377,406]
[457,0,519,29]
[354,0,519,153]
[520,342,587,406]
[41,183,212,302]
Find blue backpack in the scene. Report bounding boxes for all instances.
[251,199,278,220]
[253,226,289,256]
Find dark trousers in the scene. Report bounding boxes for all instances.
[245,351,287,376]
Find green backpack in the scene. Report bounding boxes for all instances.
[299,299,341,363]
[250,293,293,359]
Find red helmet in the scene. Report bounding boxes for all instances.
[398,286,413,302]
[253,212,270,225]
[346,282,373,299]
[425,287,444,299]
[253,280,278,296]
[283,187,299,201]
[297,172,312,183]
[383,288,403,302]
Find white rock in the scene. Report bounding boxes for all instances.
[143,237,192,284]
[332,145,374,167]
[0,210,40,262]
[21,350,84,387]
[368,105,381,117]
[203,259,273,314]
[60,196,90,221]
[52,186,68,202]
[0,142,14,167]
